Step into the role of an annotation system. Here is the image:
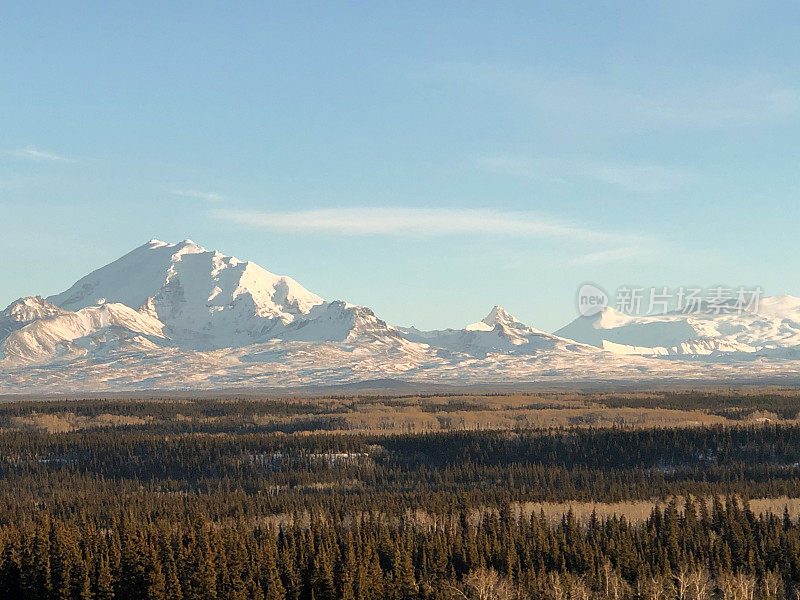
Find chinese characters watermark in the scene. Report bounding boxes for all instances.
[577,284,762,317]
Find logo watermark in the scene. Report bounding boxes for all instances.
[576,284,762,317]
[577,283,609,317]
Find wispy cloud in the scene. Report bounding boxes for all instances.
[212,206,642,245]
[438,62,800,130]
[572,247,645,266]
[589,164,695,194]
[12,146,70,161]
[172,189,226,202]
[477,154,695,193]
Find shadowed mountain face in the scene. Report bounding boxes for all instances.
[3,239,800,392]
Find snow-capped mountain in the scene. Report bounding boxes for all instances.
[555,298,800,356]
[1,301,165,363]
[402,307,597,357]
[0,296,69,341]
[48,239,324,349]
[2,240,408,365]
[465,305,536,332]
[3,238,800,392]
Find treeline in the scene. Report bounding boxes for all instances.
[1,389,798,434]
[4,425,800,505]
[593,391,800,420]
[2,496,800,599]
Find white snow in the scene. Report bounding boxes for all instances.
[555,301,800,355]
[2,302,165,363]
[2,239,800,392]
[465,305,540,333]
[0,296,69,342]
[404,307,598,357]
[278,301,404,344]
[47,239,324,349]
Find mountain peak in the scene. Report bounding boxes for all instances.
[177,238,207,251]
[144,238,204,250]
[465,305,531,332]
[485,305,514,324]
[2,296,68,323]
[46,239,324,348]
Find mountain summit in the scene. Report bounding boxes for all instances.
[48,239,324,348]
[466,306,534,332]
[3,239,405,360]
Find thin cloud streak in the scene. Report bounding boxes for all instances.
[572,247,646,266]
[12,146,70,161]
[173,189,226,202]
[439,62,800,129]
[212,206,642,244]
[477,154,695,193]
[589,164,695,194]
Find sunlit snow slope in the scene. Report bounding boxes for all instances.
[555,300,800,356]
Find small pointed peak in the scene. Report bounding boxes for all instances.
[171,238,207,255]
[482,306,526,328]
[464,305,530,332]
[143,238,169,249]
[485,305,510,321]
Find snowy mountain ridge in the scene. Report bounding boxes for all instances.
[555,301,800,356]
[3,239,800,392]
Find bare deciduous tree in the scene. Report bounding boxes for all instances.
[718,572,757,600]
[762,570,783,600]
[569,575,592,600]
[600,560,631,600]
[446,568,518,600]
[735,573,756,600]
[688,568,713,600]
[675,567,692,600]
[638,574,673,600]
[547,572,566,600]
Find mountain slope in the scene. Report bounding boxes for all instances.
[1,302,165,363]
[278,301,406,344]
[404,307,598,357]
[48,239,324,349]
[554,301,800,355]
[0,296,69,342]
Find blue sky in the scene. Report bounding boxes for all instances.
[2,1,799,331]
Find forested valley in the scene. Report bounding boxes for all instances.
[2,393,800,600]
